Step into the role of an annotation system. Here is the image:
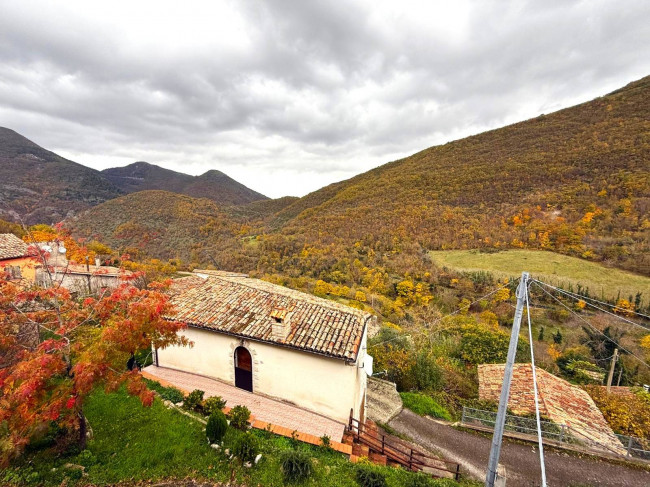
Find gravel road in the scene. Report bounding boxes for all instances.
[388,409,650,486]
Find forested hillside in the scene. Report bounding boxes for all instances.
[0,127,123,224]
[0,130,268,225]
[102,162,268,206]
[274,76,650,276]
[70,76,650,282]
[68,190,240,264]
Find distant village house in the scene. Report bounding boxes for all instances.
[155,270,374,424]
[0,233,38,282]
[34,240,132,294]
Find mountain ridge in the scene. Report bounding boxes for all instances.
[102,161,268,205]
[0,129,268,224]
[70,75,650,276]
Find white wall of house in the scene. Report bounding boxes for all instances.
[156,326,368,424]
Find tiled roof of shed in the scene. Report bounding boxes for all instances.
[166,272,370,362]
[0,234,30,260]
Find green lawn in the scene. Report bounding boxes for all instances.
[5,388,476,486]
[429,250,650,302]
[400,392,453,421]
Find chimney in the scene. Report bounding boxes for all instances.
[270,306,290,341]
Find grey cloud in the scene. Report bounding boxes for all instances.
[0,0,649,198]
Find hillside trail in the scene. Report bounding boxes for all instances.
[388,409,650,486]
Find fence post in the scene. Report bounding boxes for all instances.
[559,425,565,444]
[627,436,633,457]
[456,463,461,481]
[461,407,466,425]
[409,448,414,470]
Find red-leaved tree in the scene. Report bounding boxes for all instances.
[0,275,189,466]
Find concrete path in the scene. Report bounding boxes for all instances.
[388,409,650,487]
[143,366,345,441]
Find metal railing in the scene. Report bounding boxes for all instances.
[461,407,650,460]
[616,434,650,460]
[347,413,461,480]
[461,407,569,442]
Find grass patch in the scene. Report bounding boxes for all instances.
[6,388,467,486]
[400,392,452,421]
[429,249,650,302]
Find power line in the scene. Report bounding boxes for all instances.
[524,282,547,486]
[368,279,518,350]
[533,279,650,323]
[531,281,650,370]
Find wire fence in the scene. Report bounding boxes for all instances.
[461,407,570,443]
[461,407,650,460]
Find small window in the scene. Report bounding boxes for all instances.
[3,265,21,279]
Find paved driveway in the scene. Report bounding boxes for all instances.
[143,366,345,440]
[389,409,650,487]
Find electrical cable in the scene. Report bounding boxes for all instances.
[525,282,547,487]
[533,279,650,326]
[368,279,518,349]
[532,281,650,370]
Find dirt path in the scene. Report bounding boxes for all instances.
[388,409,650,487]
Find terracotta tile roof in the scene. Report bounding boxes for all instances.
[478,363,626,455]
[166,272,371,362]
[51,264,131,277]
[168,275,208,295]
[0,233,29,260]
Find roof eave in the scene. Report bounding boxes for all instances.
[172,319,361,364]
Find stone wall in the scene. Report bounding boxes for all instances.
[366,377,402,424]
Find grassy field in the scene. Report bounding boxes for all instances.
[4,388,475,486]
[429,249,650,303]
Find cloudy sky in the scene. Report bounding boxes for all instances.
[1,1,649,198]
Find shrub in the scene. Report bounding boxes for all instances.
[143,378,184,403]
[182,389,205,411]
[400,392,452,421]
[280,449,314,483]
[431,479,460,487]
[411,352,443,391]
[406,473,435,487]
[586,385,650,439]
[356,465,387,487]
[160,386,185,404]
[77,449,97,467]
[203,395,227,416]
[320,434,331,449]
[229,405,251,430]
[233,432,258,463]
[206,410,228,444]
[456,323,529,364]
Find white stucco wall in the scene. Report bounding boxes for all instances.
[156,326,368,424]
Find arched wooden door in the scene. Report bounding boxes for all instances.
[234,346,253,392]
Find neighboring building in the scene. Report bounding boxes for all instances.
[36,263,132,294]
[155,270,374,424]
[478,363,626,455]
[32,241,132,293]
[0,233,37,282]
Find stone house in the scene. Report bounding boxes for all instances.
[478,363,626,455]
[154,270,374,424]
[0,233,38,282]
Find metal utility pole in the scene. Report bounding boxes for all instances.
[485,271,529,487]
[607,348,619,393]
